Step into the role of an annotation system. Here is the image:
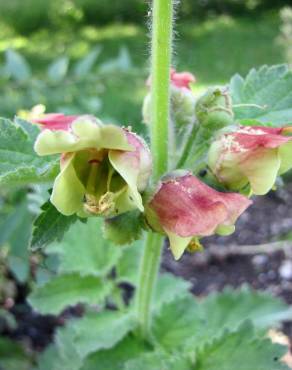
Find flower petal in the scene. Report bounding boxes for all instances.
[51,153,85,215]
[239,148,281,195]
[165,229,192,260]
[34,117,132,156]
[279,141,292,175]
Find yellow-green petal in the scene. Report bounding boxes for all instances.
[279,141,292,175]
[240,148,280,195]
[108,150,143,212]
[51,154,85,215]
[165,229,192,260]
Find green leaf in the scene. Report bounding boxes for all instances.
[0,118,58,187]
[5,49,31,82]
[28,273,112,315]
[195,322,289,370]
[103,210,145,245]
[70,311,135,358]
[30,201,77,250]
[46,218,122,277]
[47,56,69,83]
[0,337,32,370]
[81,335,146,370]
[124,352,192,370]
[116,241,143,285]
[154,273,191,311]
[198,286,292,333]
[74,48,101,78]
[152,287,292,353]
[230,64,292,125]
[152,295,203,351]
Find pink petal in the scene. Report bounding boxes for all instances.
[222,126,292,154]
[32,113,79,131]
[146,68,196,90]
[170,69,196,90]
[149,174,251,238]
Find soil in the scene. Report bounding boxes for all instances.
[2,182,292,352]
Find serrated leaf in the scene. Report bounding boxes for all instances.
[47,56,69,83]
[46,218,122,277]
[152,295,203,351]
[154,273,191,312]
[28,273,112,314]
[230,64,292,125]
[74,48,101,78]
[81,335,146,370]
[30,201,77,250]
[103,210,144,245]
[116,241,143,285]
[71,311,135,358]
[152,287,292,353]
[5,49,31,82]
[0,118,58,186]
[195,322,289,370]
[124,352,192,370]
[199,286,292,334]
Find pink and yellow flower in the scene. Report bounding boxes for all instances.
[208,126,292,195]
[146,171,252,259]
[33,114,152,217]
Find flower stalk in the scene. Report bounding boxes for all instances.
[136,0,174,338]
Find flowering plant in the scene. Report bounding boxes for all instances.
[1,1,292,369]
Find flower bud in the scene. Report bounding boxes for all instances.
[195,87,234,132]
[146,172,252,260]
[208,125,292,195]
[143,69,196,128]
[33,114,152,217]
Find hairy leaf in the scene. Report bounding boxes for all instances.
[0,118,58,187]
[154,273,191,311]
[116,241,143,286]
[30,201,77,250]
[46,218,122,277]
[124,352,192,370]
[28,273,112,314]
[230,64,292,125]
[71,311,135,358]
[152,287,292,352]
[103,210,145,245]
[81,336,146,370]
[195,322,289,370]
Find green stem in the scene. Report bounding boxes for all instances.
[176,122,199,169]
[136,0,174,339]
[150,0,173,181]
[136,232,163,338]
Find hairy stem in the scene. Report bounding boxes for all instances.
[150,0,173,181]
[136,232,164,338]
[136,0,174,339]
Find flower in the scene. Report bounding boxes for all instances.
[208,126,292,195]
[34,114,152,217]
[143,69,196,127]
[146,171,252,260]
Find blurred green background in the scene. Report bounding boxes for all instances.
[0,0,291,133]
